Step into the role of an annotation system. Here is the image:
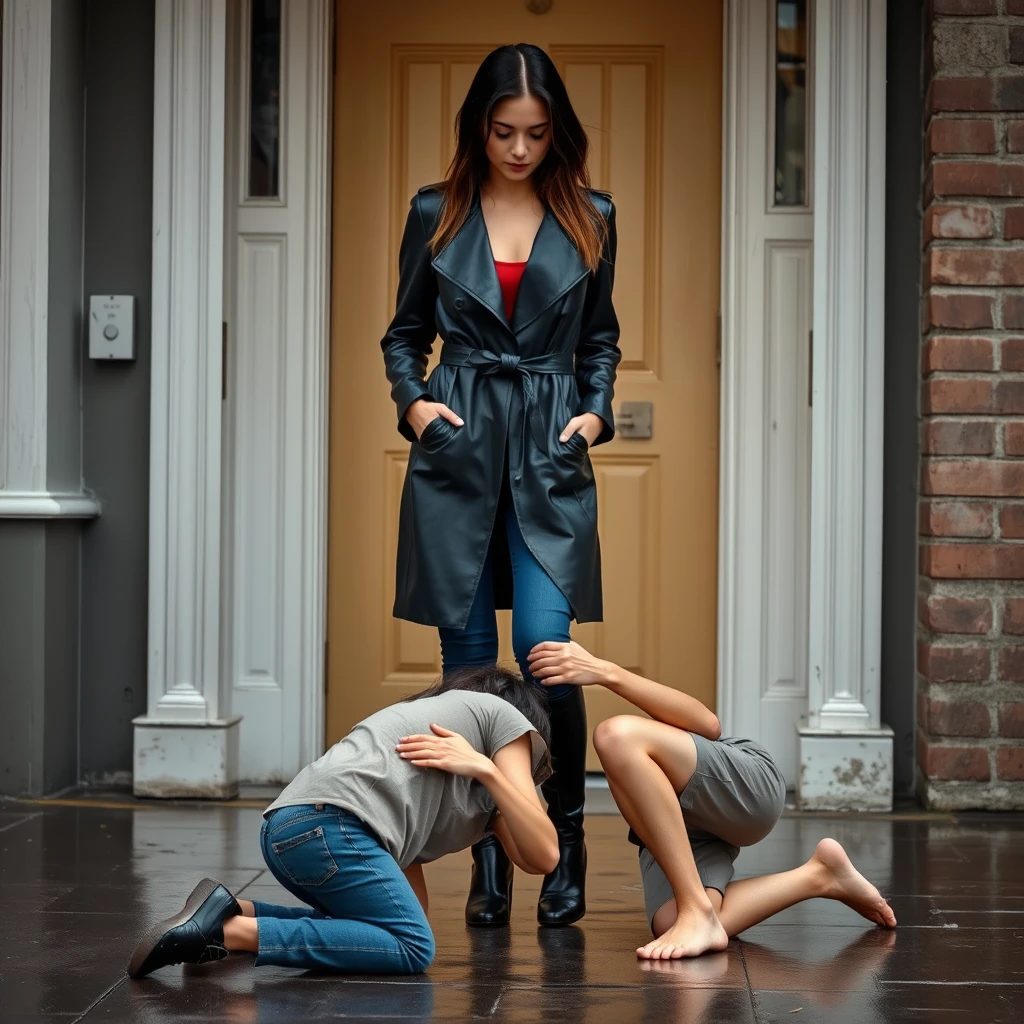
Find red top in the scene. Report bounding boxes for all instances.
[494,260,527,321]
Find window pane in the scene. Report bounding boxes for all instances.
[774,0,808,206]
[248,0,281,198]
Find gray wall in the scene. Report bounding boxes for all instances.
[882,0,924,797]
[0,3,88,796]
[46,0,86,493]
[0,0,154,796]
[79,0,155,783]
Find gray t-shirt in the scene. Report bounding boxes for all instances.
[264,690,546,869]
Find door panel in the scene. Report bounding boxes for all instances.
[328,0,722,770]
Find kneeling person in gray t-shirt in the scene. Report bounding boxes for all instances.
[127,667,556,979]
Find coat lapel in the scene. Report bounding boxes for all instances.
[512,209,589,335]
[431,203,507,328]
[431,199,590,336]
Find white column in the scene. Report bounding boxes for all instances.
[0,0,99,519]
[133,0,240,798]
[798,0,893,810]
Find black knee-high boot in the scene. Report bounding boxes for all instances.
[465,832,514,926]
[537,686,588,926]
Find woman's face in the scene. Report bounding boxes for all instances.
[484,94,552,183]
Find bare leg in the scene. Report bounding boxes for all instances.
[649,838,897,938]
[237,899,255,917]
[594,716,728,959]
[223,915,259,952]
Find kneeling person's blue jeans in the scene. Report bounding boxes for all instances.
[255,804,434,973]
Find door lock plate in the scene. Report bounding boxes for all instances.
[615,401,653,439]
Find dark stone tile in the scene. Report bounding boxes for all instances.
[754,985,1024,1023]
[45,870,265,913]
[0,808,43,833]
[3,796,1023,1023]
[741,928,899,993]
[928,895,1024,928]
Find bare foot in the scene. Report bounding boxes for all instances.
[636,906,729,960]
[813,838,897,928]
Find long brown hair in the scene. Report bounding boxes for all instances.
[429,43,608,273]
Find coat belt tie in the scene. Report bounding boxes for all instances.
[440,343,575,481]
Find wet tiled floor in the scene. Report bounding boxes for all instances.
[2,794,1023,1022]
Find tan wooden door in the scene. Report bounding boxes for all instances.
[328,0,722,769]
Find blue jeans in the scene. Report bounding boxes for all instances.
[439,500,574,700]
[255,805,434,973]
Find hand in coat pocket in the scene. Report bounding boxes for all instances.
[406,398,464,439]
[559,411,603,446]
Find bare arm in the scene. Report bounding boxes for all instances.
[527,641,722,740]
[395,726,558,875]
[486,736,558,874]
[402,862,428,915]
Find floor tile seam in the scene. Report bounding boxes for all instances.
[0,812,42,833]
[69,976,127,1023]
[736,939,763,1024]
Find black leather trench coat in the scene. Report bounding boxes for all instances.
[382,185,620,630]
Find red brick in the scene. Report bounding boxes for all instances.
[1006,423,1024,455]
[1006,599,1024,634]
[999,645,1024,681]
[934,0,997,12]
[1001,505,1024,538]
[999,703,1024,737]
[924,336,994,373]
[923,460,1024,496]
[1001,338,1024,370]
[1009,121,1024,154]
[1005,206,1024,239]
[926,204,995,243]
[995,380,1024,414]
[1004,294,1024,328]
[920,500,994,537]
[996,747,1024,779]
[919,640,992,681]
[927,121,997,157]
[917,735,990,780]
[925,698,991,737]
[1009,0,1024,14]
[922,543,1024,579]
[924,421,995,455]
[1014,27,1024,65]
[928,292,994,328]
[921,595,993,634]
[929,78,995,114]
[922,378,992,414]
[931,248,1024,286]
[933,162,1024,196]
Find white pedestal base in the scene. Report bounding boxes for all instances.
[132,716,242,799]
[797,726,894,811]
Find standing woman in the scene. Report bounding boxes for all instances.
[381,43,620,928]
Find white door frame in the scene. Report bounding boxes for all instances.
[135,0,331,796]
[141,0,892,804]
[719,0,893,809]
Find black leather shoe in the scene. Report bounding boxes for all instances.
[538,687,588,927]
[127,877,241,978]
[465,833,514,926]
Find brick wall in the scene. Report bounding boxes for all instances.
[919,0,1024,808]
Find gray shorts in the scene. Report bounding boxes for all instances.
[639,734,786,929]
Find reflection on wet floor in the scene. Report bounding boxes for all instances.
[1,798,1023,1022]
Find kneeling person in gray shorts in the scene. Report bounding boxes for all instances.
[528,641,898,961]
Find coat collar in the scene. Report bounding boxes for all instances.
[431,196,590,335]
